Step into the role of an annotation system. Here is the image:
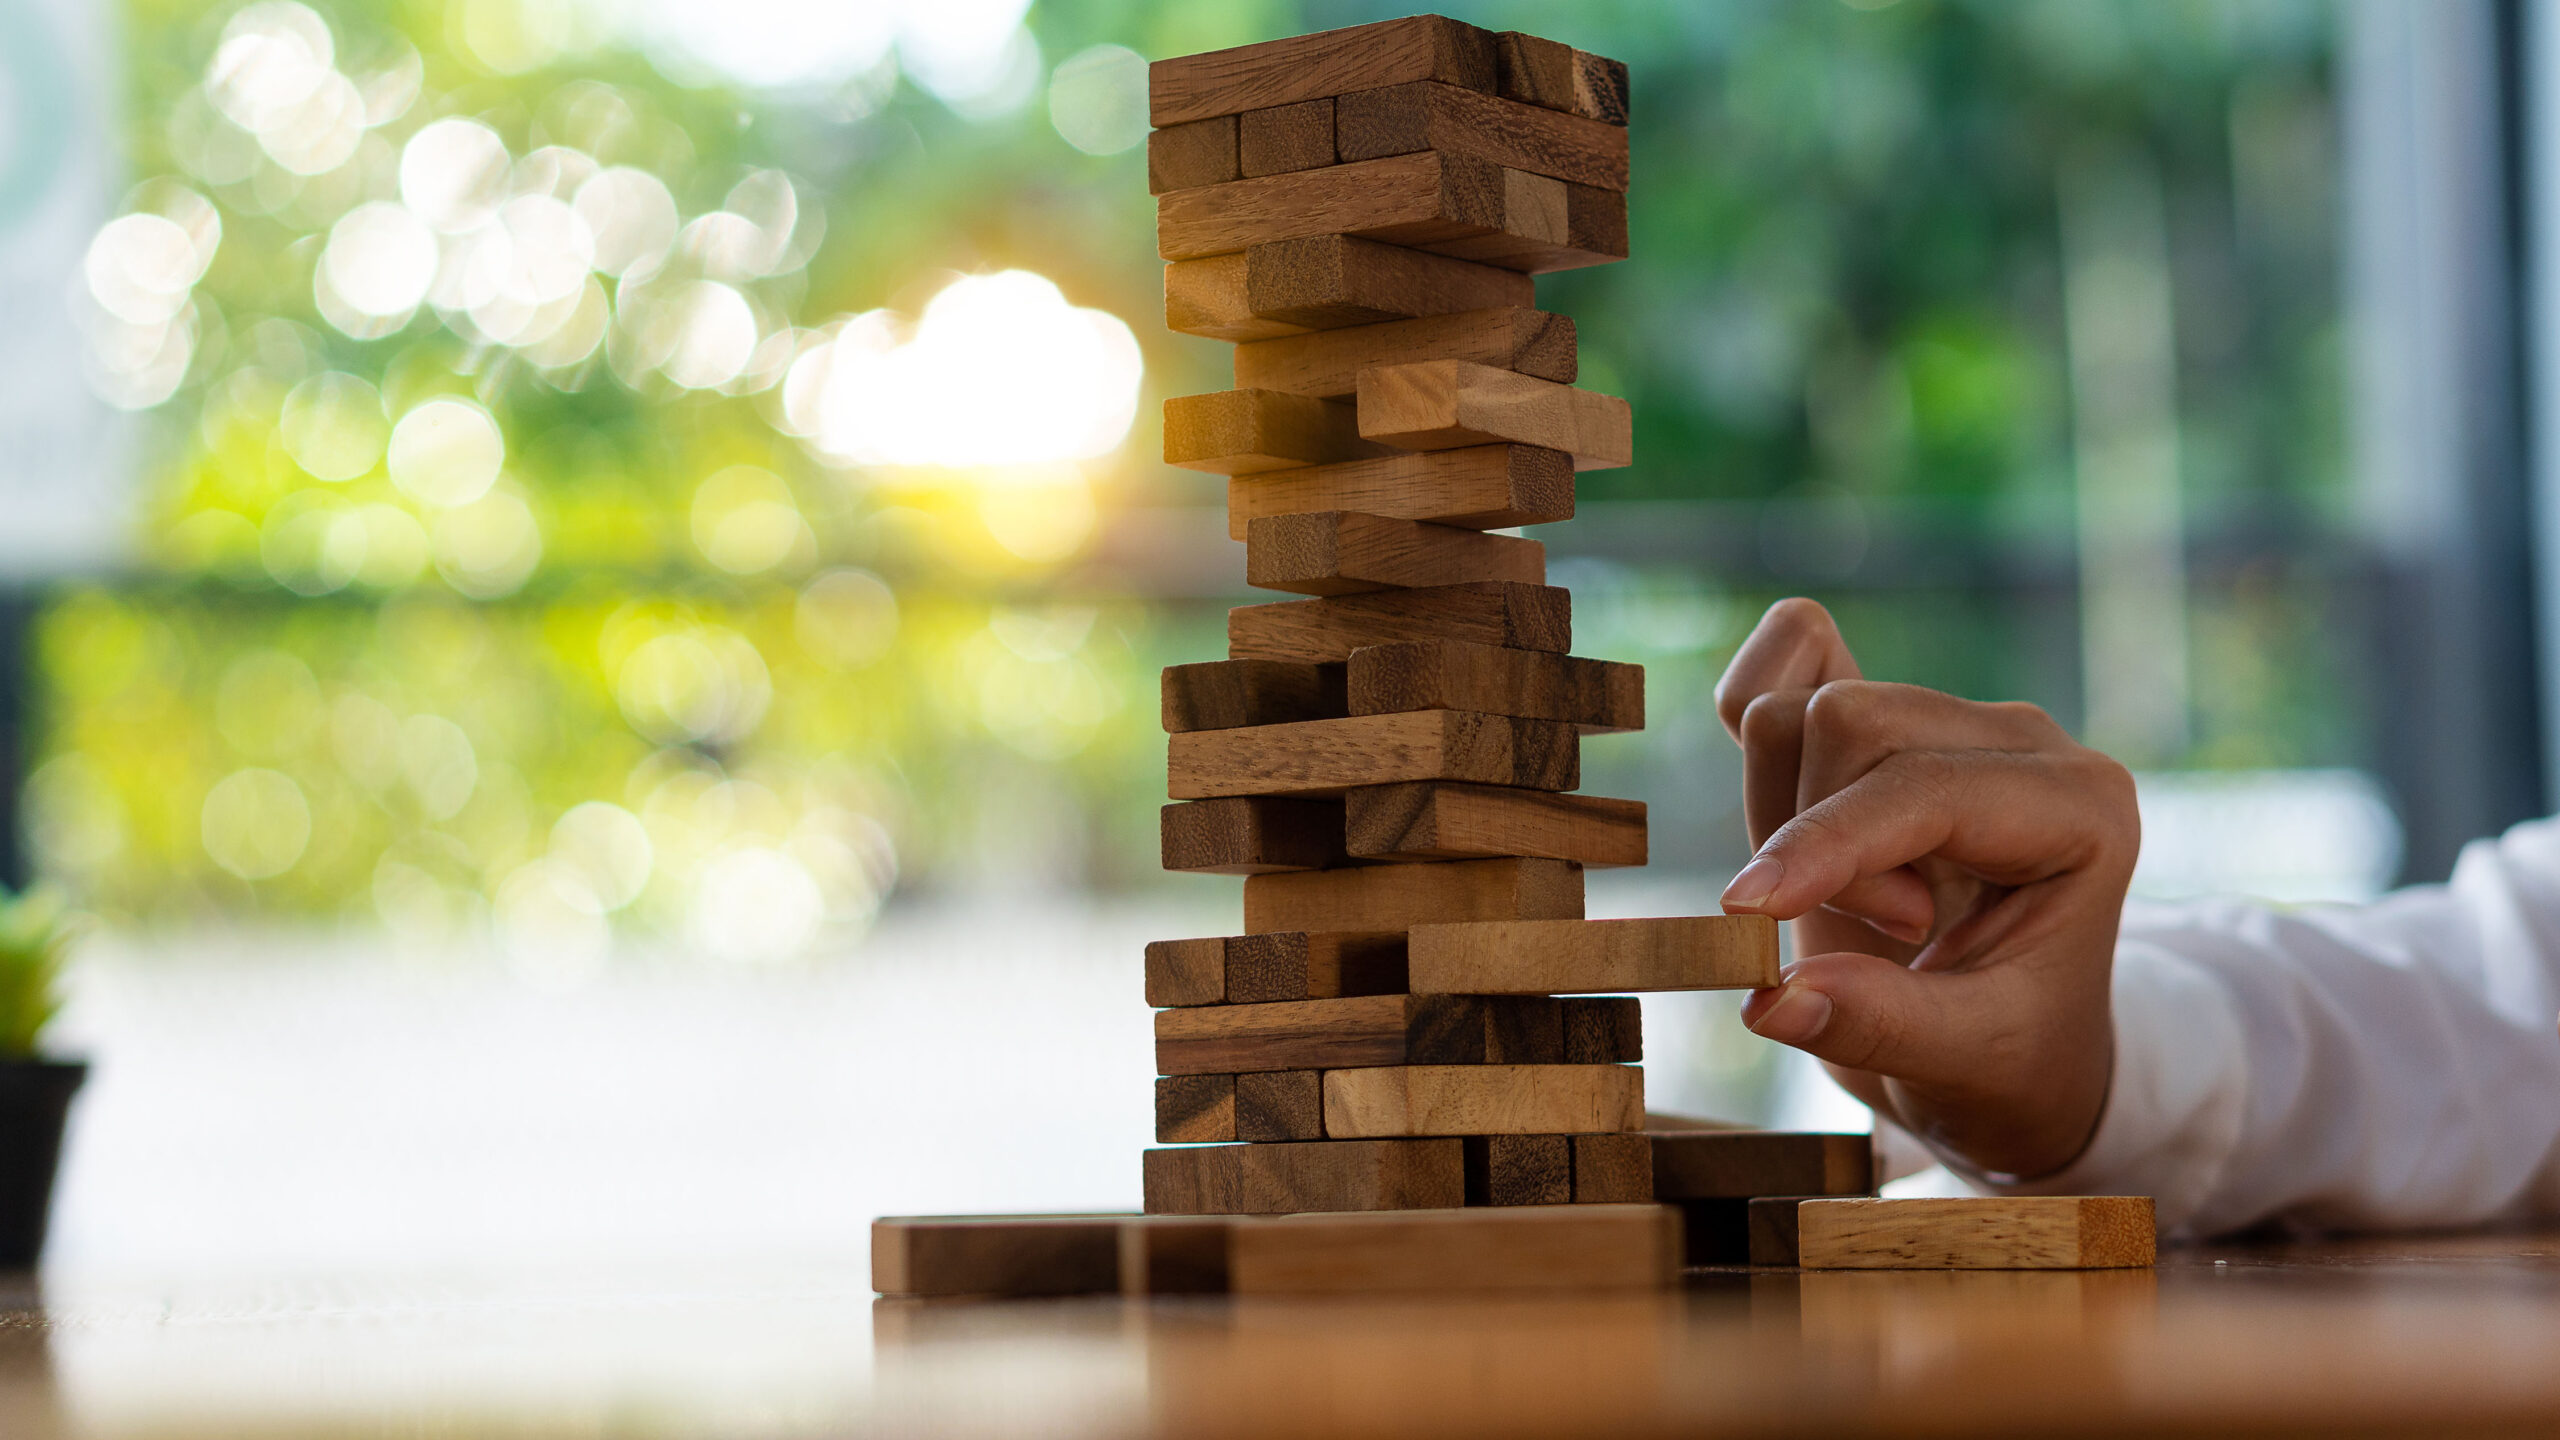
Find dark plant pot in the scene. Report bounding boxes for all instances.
[0,1060,82,1269]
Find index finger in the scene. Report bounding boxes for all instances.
[1713,598,1863,741]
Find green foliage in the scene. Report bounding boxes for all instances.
[0,888,76,1057]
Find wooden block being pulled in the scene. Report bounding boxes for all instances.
[1156,993,1566,1075]
[1246,856,1583,933]
[1465,1134,1571,1205]
[1166,388,1395,475]
[1230,446,1572,539]
[1650,1131,1875,1200]
[1149,14,1497,127]
[1241,97,1334,175]
[1245,233,1536,329]
[1170,710,1578,800]
[1162,796,1349,873]
[1247,512,1545,596]
[1572,1132,1653,1203]
[1337,81,1629,190]
[1562,997,1643,1065]
[1231,581,1571,662]
[1235,309,1575,400]
[1147,930,1411,1007]
[872,1215,1126,1297]
[1148,115,1239,194]
[1235,1069,1326,1140]
[1359,360,1632,470]
[1795,1197,2158,1270]
[1346,781,1643,866]
[1408,915,1779,994]
[1323,1063,1643,1138]
[1158,152,1622,273]
[1348,638,1642,733]
[1156,1073,1236,1143]
[1162,658,1346,733]
[1748,1196,1813,1266]
[1142,1138,1465,1214]
[1496,32,1630,125]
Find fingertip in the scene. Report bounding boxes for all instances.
[1720,855,1783,911]
[1741,983,1833,1046]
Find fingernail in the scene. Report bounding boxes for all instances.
[1878,916,1929,946]
[1744,985,1832,1045]
[1722,855,1783,910]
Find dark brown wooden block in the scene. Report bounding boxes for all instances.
[1156,1073,1236,1143]
[1571,1132,1654,1203]
[1346,781,1643,866]
[1337,81,1629,190]
[1247,512,1546,596]
[1145,937,1228,1007]
[1230,582,1572,662]
[1157,151,1623,273]
[1649,1132,1876,1200]
[873,1215,1126,1296]
[1495,32,1630,125]
[1169,711,1579,800]
[1142,1138,1466,1214]
[1347,638,1642,733]
[1147,115,1239,194]
[1245,857,1583,933]
[1149,14,1497,127]
[1359,360,1632,470]
[1161,796,1350,873]
[1154,993,1564,1075]
[1464,1134,1572,1206]
[1561,997,1643,1064]
[1164,388,1394,475]
[1241,97,1334,175]
[1235,1069,1326,1141]
[1162,659,1347,733]
[1245,233,1536,328]
[1229,446,1573,539]
[1748,1196,1811,1266]
[1234,309,1575,400]
[1227,929,1410,1003]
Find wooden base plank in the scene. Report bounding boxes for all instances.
[872,1215,1127,1297]
[1228,446,1573,539]
[1465,1134,1571,1205]
[1163,659,1346,733]
[1495,32,1630,126]
[1156,1074,1237,1143]
[1562,997,1644,1065]
[1156,993,1568,1075]
[1142,1138,1466,1214]
[1158,152,1622,273]
[1322,1063,1643,1138]
[1347,781,1643,865]
[1407,915,1778,994]
[1337,81,1629,190]
[1794,1197,2158,1271]
[1571,1132,1653,1203]
[1148,115,1240,194]
[1165,388,1394,474]
[1650,1131,1875,1200]
[1246,857,1583,933]
[1169,710,1579,800]
[1161,796,1350,873]
[1235,1069,1326,1140]
[1146,930,1411,1007]
[1246,512,1545,596]
[1358,359,1632,470]
[1231,581,1572,662]
[1241,97,1335,175]
[1149,15,1497,127]
[1235,309,1575,400]
[1348,638,1642,733]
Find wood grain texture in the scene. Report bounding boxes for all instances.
[1141,1138,1466,1214]
[1407,915,1779,994]
[1245,233,1535,328]
[1235,1069,1326,1140]
[872,1215,1127,1297]
[1240,97,1334,175]
[1245,856,1583,933]
[1336,81,1629,190]
[1164,254,1312,342]
[1322,1064,1643,1138]
[1465,1134,1571,1206]
[1234,308,1576,399]
[1348,638,1642,733]
[1794,1197,2157,1271]
[1168,710,1578,799]
[1155,993,1566,1075]
[1149,14,1497,127]
[1145,937,1228,1007]
[1162,658,1347,733]
[1246,511,1546,595]
[1222,1203,1680,1292]
[1649,1132,1875,1201]
[1165,388,1395,474]
[1346,781,1644,866]
[1147,930,1411,1008]
[1158,151,1621,272]
[1571,1132,1654,1204]
[1561,997,1643,1065]
[1148,115,1239,194]
[1161,796,1350,873]
[1228,445,1573,539]
[1496,32,1630,125]
[1357,359,1633,470]
[1229,581,1572,662]
[1156,1074,1236,1143]
[1748,1196,1812,1267]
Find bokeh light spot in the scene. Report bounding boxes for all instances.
[202,768,313,879]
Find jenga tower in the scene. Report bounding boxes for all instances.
[1141,16,1781,1218]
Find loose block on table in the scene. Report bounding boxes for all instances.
[1347,638,1642,733]
[1323,1063,1643,1138]
[1143,1137,1466,1214]
[1236,1069,1326,1140]
[1649,1131,1874,1200]
[1794,1196,2157,1270]
[1240,97,1335,176]
[1228,445,1573,539]
[1495,32,1630,126]
[872,1215,1128,1297]
[1337,81,1630,190]
[1164,388,1393,474]
[1245,856,1583,933]
[1161,796,1350,873]
[1572,1131,1654,1203]
[1234,308,1575,399]
[1245,511,1545,596]
[1169,710,1578,799]
[1464,1133,1570,1205]
[1155,1073,1236,1143]
[1157,152,1623,273]
[1155,992,1573,1075]
[1145,930,1410,1008]
[1147,115,1239,195]
[1358,359,1633,470]
[1162,658,1347,733]
[1230,580,1571,662]
[1347,781,1644,866]
[1148,14,1497,127]
[1408,914,1779,994]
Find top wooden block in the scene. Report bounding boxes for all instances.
[1150,15,1499,127]
[1495,33,1630,126]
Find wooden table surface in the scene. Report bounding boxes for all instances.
[13,1229,2560,1437]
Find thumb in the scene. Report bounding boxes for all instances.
[1739,951,2007,1087]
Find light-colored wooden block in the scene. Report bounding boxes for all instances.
[1235,1069,1326,1140]
[1156,1073,1236,1143]
[1358,359,1632,470]
[1407,915,1780,994]
[1245,856,1583,933]
[1243,233,1537,328]
[1168,710,1578,800]
[1348,638,1642,733]
[1246,511,1546,596]
[1346,781,1644,866]
[1230,581,1572,662]
[1165,388,1394,475]
[1157,151,1623,273]
[1162,658,1346,733]
[1495,32,1630,125]
[1155,993,1566,1075]
[1240,97,1334,175]
[1572,1132,1654,1203]
[1147,930,1411,1008]
[1147,115,1239,194]
[1235,309,1575,400]
[1337,81,1629,190]
[1229,445,1573,539]
[872,1215,1128,1296]
[1794,1197,2158,1270]
[1149,14,1497,127]
[1161,796,1349,873]
[1142,1138,1466,1214]
[1649,1132,1874,1200]
[1165,254,1312,342]
[1323,1064,1643,1137]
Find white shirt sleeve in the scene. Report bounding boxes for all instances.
[1950,814,2560,1237]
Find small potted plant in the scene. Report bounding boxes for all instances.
[0,887,81,1268]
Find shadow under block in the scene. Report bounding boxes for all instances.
[1794,1196,2158,1270]
[1358,359,1633,470]
[1407,915,1780,994]
[1147,115,1239,195]
[1348,638,1643,734]
[1165,237,1535,342]
[1148,14,1498,127]
[1347,781,1644,866]
[872,1215,1127,1297]
[1245,857,1583,934]
[1155,993,1587,1075]
[1246,512,1546,596]
[1145,931,1410,1007]
[1165,388,1393,474]
[1227,445,1573,539]
[1234,309,1575,400]
[1236,1069,1326,1140]
[1465,1134,1570,1205]
[1169,710,1578,800]
[1649,1131,1876,1200]
[1748,1196,1815,1267]
[1229,581,1572,662]
[1143,1138,1465,1214]
[1336,81,1630,191]
[1322,1064,1643,1138]
[1572,1132,1653,1203]
[1156,1074,1236,1143]
[1240,97,1334,176]
[1161,796,1350,873]
[1496,32,1631,126]
[1156,151,1625,274]
[1162,659,1347,733]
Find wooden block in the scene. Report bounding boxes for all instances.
[1235,1069,1326,1140]
[1322,1064,1643,1138]
[1142,1138,1465,1214]
[1358,360,1632,471]
[1677,1199,1752,1265]
[1240,97,1333,175]
[1247,512,1545,596]
[1245,857,1583,933]
[1224,1204,1680,1292]
[1649,1132,1876,1200]
[1169,710,1578,800]
[1226,929,1410,1004]
[1234,309,1575,400]
[1337,81,1629,190]
[1145,937,1228,1007]
[1561,997,1643,1064]
[1118,1218,1231,1294]
[1165,388,1395,475]
[1156,993,1564,1075]
[1748,1197,1811,1267]
[1149,15,1497,127]
[1229,446,1573,540]
[1346,781,1643,866]
[1230,581,1571,662]
[1794,1197,2158,1270]
[1496,32,1630,125]
[1162,796,1349,873]
[1246,233,1535,328]
[1156,1074,1236,1143]
[1407,915,1780,994]
[872,1215,1126,1297]
[1162,659,1346,733]
[1348,638,1642,734]
[1147,115,1238,194]
[1571,1132,1653,1203]
[1158,151,1622,273]
[1164,254,1311,342]
[1464,1134,1571,1206]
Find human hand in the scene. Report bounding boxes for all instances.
[1711,598,2139,1179]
